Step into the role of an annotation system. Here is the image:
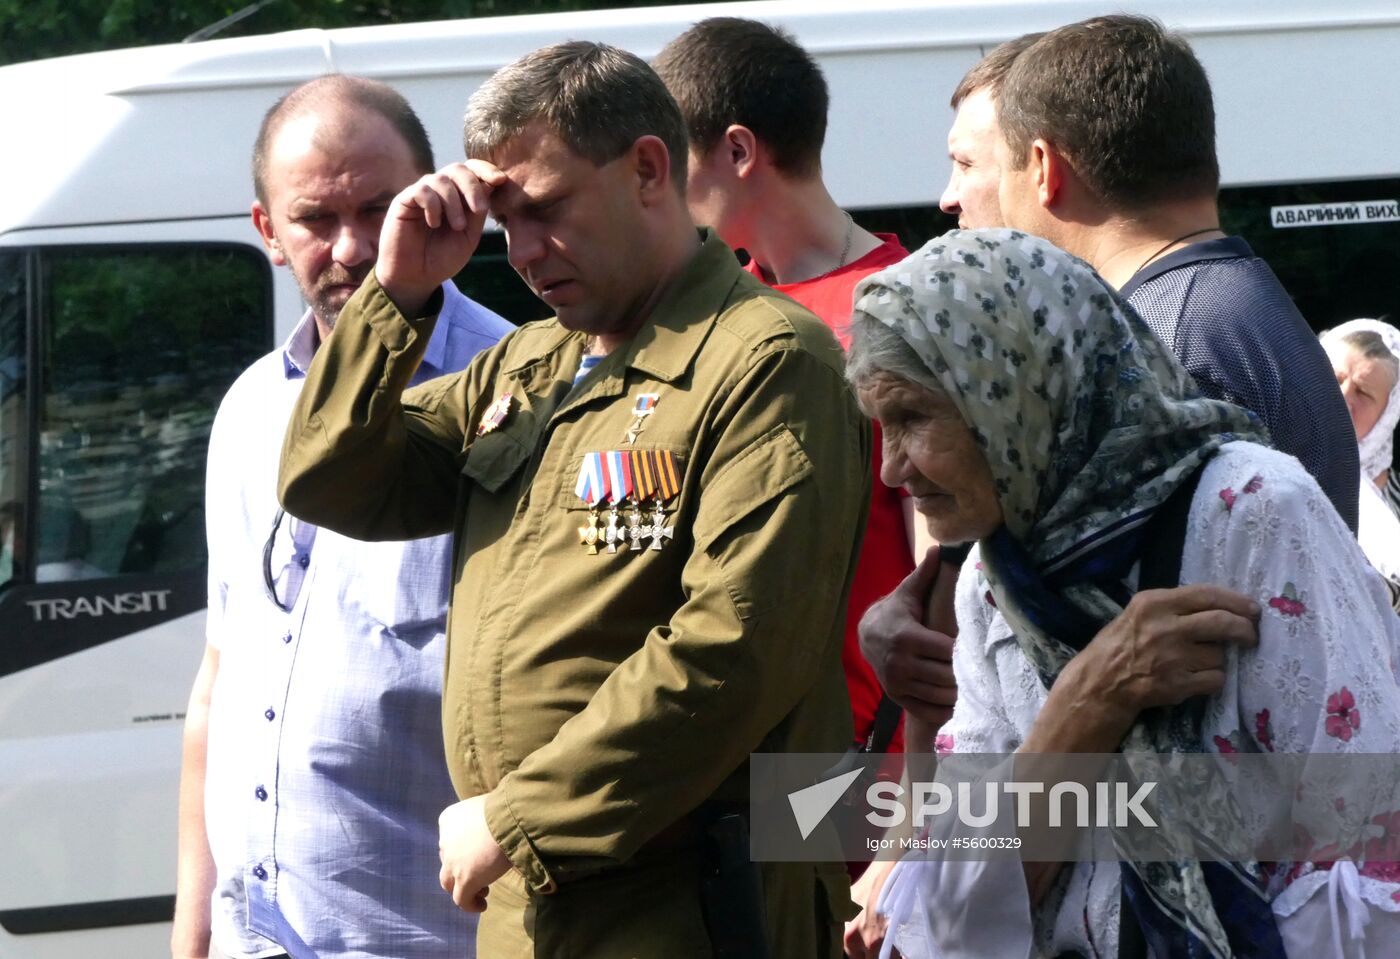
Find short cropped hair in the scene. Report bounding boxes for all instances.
[654,17,827,179]
[464,41,688,188]
[252,75,434,207]
[950,32,1043,108]
[997,15,1219,210]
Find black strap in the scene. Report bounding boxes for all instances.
[862,693,903,754]
[861,542,974,753]
[1136,463,1206,592]
[1117,461,1208,959]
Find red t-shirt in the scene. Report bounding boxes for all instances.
[747,233,912,752]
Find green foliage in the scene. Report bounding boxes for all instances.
[0,0,677,66]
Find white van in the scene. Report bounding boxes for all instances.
[1,0,1397,953]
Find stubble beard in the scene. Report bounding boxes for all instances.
[294,262,373,333]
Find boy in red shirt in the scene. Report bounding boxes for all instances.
[657,17,928,763]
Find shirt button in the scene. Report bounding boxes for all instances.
[253,864,268,880]
[282,632,293,644]
[297,553,309,568]
[255,785,268,801]
[264,708,276,721]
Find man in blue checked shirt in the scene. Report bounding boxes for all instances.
[171,76,511,959]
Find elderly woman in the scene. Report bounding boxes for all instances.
[846,230,1400,958]
[1320,320,1400,607]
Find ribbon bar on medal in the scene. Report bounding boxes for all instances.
[577,449,678,554]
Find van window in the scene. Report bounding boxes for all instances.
[452,232,550,326]
[0,251,24,589]
[1220,177,1400,329]
[33,245,269,582]
[854,183,1400,333]
[857,206,959,256]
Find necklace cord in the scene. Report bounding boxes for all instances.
[1132,226,1221,277]
[837,211,854,270]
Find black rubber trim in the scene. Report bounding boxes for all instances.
[0,894,174,934]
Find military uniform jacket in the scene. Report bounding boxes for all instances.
[279,233,871,895]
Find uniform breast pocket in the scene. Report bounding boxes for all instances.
[461,426,534,494]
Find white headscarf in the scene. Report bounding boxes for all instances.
[1321,318,1400,484]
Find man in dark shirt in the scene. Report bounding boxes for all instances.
[993,15,1359,530]
[1119,239,1354,528]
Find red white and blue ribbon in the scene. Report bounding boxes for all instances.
[575,452,605,506]
[605,449,634,503]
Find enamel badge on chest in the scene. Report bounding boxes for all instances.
[477,393,514,436]
[623,392,660,445]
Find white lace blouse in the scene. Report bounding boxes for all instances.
[882,442,1400,959]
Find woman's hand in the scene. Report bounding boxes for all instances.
[1078,584,1261,725]
[845,858,897,959]
[1023,584,1262,756]
[859,549,959,726]
[1016,585,1260,904]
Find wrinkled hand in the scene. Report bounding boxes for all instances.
[1077,585,1261,723]
[439,795,512,913]
[844,858,897,959]
[376,160,504,317]
[859,548,958,726]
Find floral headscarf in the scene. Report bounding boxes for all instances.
[1320,318,1400,485]
[850,229,1273,957]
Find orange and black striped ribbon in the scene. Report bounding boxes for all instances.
[629,449,680,503]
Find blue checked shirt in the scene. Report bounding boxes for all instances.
[203,284,511,959]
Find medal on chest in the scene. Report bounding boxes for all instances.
[623,392,660,445]
[477,393,514,436]
[575,448,680,553]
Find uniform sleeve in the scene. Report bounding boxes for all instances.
[277,275,500,542]
[484,343,871,889]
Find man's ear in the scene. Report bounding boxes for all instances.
[1031,138,1065,210]
[632,134,676,205]
[251,201,286,266]
[721,124,760,179]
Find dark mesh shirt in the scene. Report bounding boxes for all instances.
[1121,236,1359,533]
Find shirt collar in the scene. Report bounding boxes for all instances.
[280,281,455,380]
[281,310,319,379]
[502,229,742,385]
[1119,235,1253,298]
[619,229,743,383]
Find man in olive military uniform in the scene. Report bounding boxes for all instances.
[279,42,868,957]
